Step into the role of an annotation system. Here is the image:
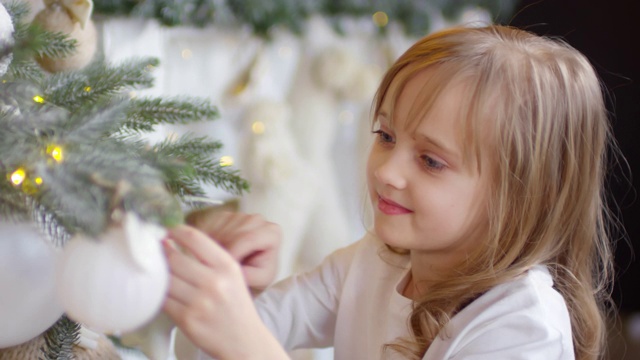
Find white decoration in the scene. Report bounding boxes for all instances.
[55,213,168,334]
[312,47,360,93]
[238,99,319,279]
[342,64,383,102]
[33,0,97,72]
[0,221,64,348]
[0,2,14,77]
[52,0,93,29]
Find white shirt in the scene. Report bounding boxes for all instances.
[255,233,575,359]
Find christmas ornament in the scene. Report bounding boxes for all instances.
[33,0,97,72]
[0,221,64,348]
[0,1,14,77]
[55,212,168,334]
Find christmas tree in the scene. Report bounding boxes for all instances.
[0,0,247,358]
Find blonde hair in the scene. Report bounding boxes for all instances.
[375,25,615,360]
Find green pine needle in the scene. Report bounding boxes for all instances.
[124,97,219,132]
[42,58,159,111]
[39,316,80,360]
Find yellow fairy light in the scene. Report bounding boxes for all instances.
[372,11,389,27]
[231,83,248,96]
[219,156,234,167]
[34,177,43,185]
[46,144,64,162]
[33,95,45,103]
[181,49,193,60]
[251,121,265,135]
[84,86,91,92]
[10,168,26,185]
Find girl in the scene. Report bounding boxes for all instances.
[163,25,615,360]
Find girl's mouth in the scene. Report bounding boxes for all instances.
[377,195,412,215]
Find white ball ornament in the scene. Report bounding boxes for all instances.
[0,1,15,77]
[0,221,64,348]
[55,212,169,334]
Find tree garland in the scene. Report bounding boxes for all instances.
[93,0,519,37]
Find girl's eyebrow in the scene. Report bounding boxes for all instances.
[415,133,461,162]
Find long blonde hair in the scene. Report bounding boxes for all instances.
[375,25,615,360]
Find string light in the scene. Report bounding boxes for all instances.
[231,83,248,96]
[219,156,234,167]
[33,95,45,103]
[251,121,265,135]
[34,177,43,185]
[47,144,64,162]
[372,11,389,27]
[84,86,91,92]
[181,49,193,60]
[10,168,26,185]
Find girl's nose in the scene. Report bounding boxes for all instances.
[374,153,408,190]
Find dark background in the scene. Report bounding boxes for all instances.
[508,0,640,313]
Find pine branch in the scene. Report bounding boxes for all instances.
[3,2,75,83]
[12,20,77,63]
[5,0,31,24]
[147,135,249,196]
[123,97,219,132]
[39,316,80,360]
[42,58,159,111]
[0,181,30,220]
[7,58,45,82]
[62,100,128,142]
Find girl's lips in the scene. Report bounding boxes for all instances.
[377,195,412,215]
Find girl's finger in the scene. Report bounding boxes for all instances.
[165,240,212,287]
[168,225,234,269]
[163,297,188,321]
[224,227,278,263]
[166,272,198,305]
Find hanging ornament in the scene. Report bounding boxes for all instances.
[32,0,97,72]
[0,221,65,348]
[0,1,14,77]
[55,212,169,334]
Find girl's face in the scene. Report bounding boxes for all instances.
[367,69,493,268]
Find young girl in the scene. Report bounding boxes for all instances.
[163,25,615,360]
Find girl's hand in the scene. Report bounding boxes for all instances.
[187,211,282,291]
[163,225,287,360]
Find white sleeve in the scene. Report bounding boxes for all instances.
[448,314,574,360]
[254,240,360,351]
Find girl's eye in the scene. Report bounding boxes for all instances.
[420,155,446,172]
[372,129,394,144]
